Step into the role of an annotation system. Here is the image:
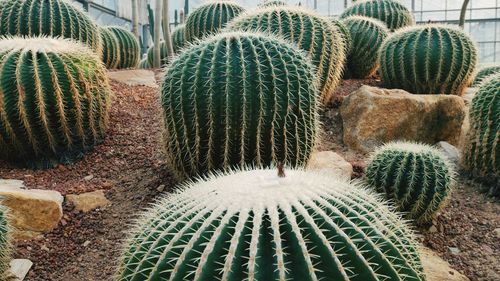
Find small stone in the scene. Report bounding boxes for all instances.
[429,225,438,233]
[8,259,33,281]
[83,175,94,181]
[40,245,49,252]
[66,190,110,213]
[307,151,353,180]
[83,240,91,247]
[157,185,166,192]
[448,247,460,255]
[436,141,460,164]
[494,228,500,239]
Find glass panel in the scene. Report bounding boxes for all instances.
[472,0,497,9]
[421,11,447,21]
[447,0,465,10]
[471,8,497,20]
[478,42,496,63]
[469,21,496,42]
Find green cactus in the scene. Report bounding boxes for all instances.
[462,74,499,195]
[379,24,478,96]
[184,1,245,43]
[366,142,454,224]
[227,6,346,103]
[259,0,288,7]
[0,205,10,280]
[138,58,150,69]
[117,168,425,281]
[146,41,171,67]
[340,0,414,31]
[161,32,319,179]
[0,0,101,52]
[100,27,120,69]
[472,65,500,86]
[332,19,352,55]
[342,16,388,78]
[107,26,140,69]
[0,37,111,168]
[172,25,186,53]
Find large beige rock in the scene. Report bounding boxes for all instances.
[420,247,469,281]
[66,190,110,213]
[341,86,466,153]
[108,69,158,88]
[307,151,353,180]
[0,180,63,238]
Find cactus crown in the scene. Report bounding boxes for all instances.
[366,141,455,224]
[378,24,478,96]
[0,204,10,279]
[184,0,245,43]
[161,31,319,179]
[340,0,414,31]
[342,15,388,79]
[106,26,140,69]
[0,0,101,52]
[227,6,346,103]
[472,65,500,86]
[0,36,111,167]
[117,168,425,281]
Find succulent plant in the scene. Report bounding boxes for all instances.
[340,0,414,31]
[0,37,111,168]
[100,27,120,69]
[161,32,319,179]
[184,1,245,43]
[259,0,288,7]
[379,24,478,96]
[0,205,10,279]
[172,25,186,53]
[147,41,171,67]
[138,58,150,69]
[0,0,101,52]
[462,74,499,195]
[342,16,388,78]
[332,19,352,55]
[366,142,454,224]
[106,26,140,69]
[472,65,500,86]
[117,168,425,281]
[227,6,346,103]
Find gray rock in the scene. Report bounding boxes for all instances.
[8,259,33,281]
[436,141,460,164]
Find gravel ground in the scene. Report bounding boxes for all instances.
[0,77,498,281]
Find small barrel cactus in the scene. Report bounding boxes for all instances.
[107,26,140,69]
[0,205,10,280]
[172,25,186,53]
[0,0,101,52]
[138,58,150,69]
[332,19,352,55]
[227,6,346,103]
[340,0,414,31]
[147,41,172,67]
[0,37,111,168]
[463,74,499,195]
[379,24,478,96]
[366,142,454,224]
[117,168,425,281]
[161,32,319,179]
[259,0,288,7]
[100,27,120,69]
[472,65,500,86]
[342,16,388,78]
[184,1,245,43]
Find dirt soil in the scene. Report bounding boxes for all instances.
[0,77,498,281]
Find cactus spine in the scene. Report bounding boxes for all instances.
[462,74,499,195]
[107,26,140,69]
[340,0,414,31]
[227,6,346,103]
[0,37,111,167]
[0,205,10,279]
[184,1,245,43]
[117,168,425,281]
[342,16,388,78]
[366,142,454,224]
[0,0,101,52]
[378,24,478,96]
[472,65,500,86]
[100,27,120,69]
[172,25,186,53]
[161,32,319,179]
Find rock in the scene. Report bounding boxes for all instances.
[83,175,94,181]
[83,240,91,247]
[420,247,469,281]
[307,151,353,180]
[494,228,500,239]
[448,247,461,255]
[0,180,63,238]
[428,225,438,233]
[436,141,460,164]
[157,185,166,192]
[108,69,158,88]
[340,86,466,153]
[66,190,110,213]
[8,259,32,281]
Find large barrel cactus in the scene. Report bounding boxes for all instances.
[100,27,120,69]
[463,74,499,195]
[147,41,172,67]
[472,65,500,86]
[227,6,346,103]
[342,16,388,78]
[0,205,10,280]
[0,0,101,52]
[184,1,245,43]
[117,168,425,281]
[107,26,140,69]
[379,24,478,96]
[340,0,414,31]
[366,142,454,224]
[172,25,186,53]
[161,32,319,179]
[0,37,111,167]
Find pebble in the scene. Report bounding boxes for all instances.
[84,175,94,181]
[157,185,166,192]
[448,247,460,255]
[41,245,49,252]
[494,228,500,239]
[429,225,438,233]
[83,240,91,247]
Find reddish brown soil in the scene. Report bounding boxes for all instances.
[0,78,498,281]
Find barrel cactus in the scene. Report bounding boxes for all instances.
[366,142,454,224]
[340,0,414,31]
[379,24,478,96]
[138,58,150,69]
[107,26,140,69]
[100,27,120,69]
[259,0,288,7]
[146,41,172,67]
[117,168,425,281]
[227,6,346,103]
[0,0,101,52]
[161,32,319,179]
[184,1,245,43]
[0,205,10,279]
[0,37,111,168]
[462,74,499,195]
[332,19,352,55]
[342,16,388,78]
[172,25,186,53]
[472,65,500,86]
